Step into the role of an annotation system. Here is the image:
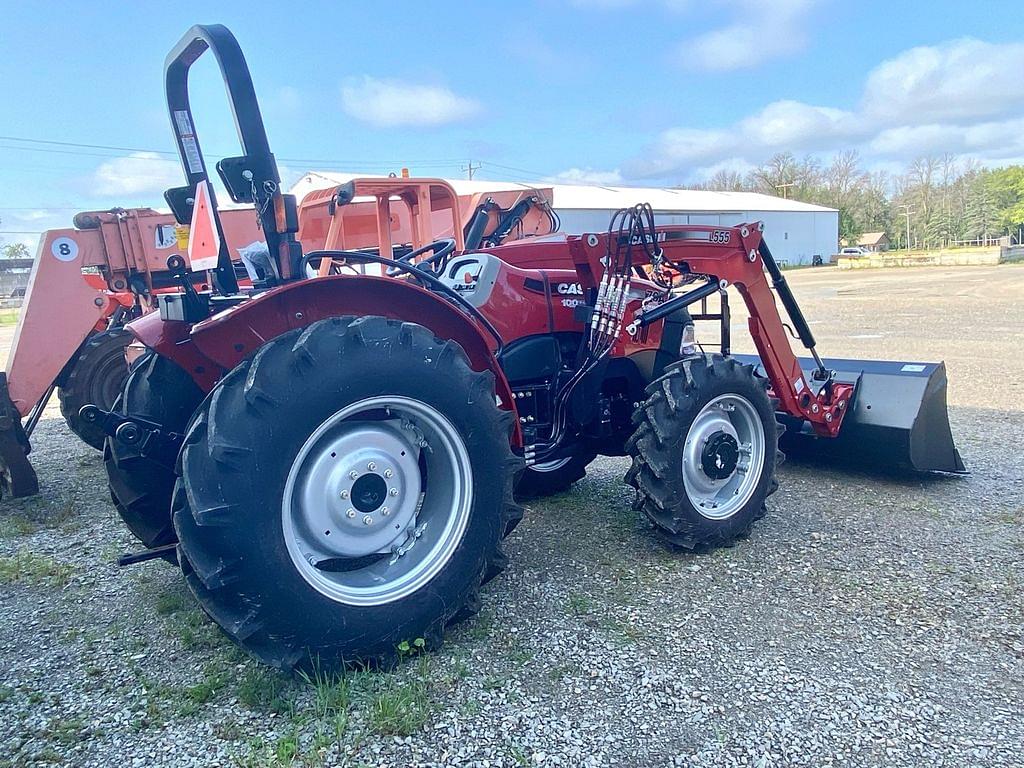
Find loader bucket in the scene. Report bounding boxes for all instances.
[0,373,38,498]
[733,355,966,474]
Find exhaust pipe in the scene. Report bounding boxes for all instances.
[734,354,966,474]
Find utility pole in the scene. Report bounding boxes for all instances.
[774,181,797,199]
[898,204,915,251]
[460,161,481,181]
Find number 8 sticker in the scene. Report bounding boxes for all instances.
[51,236,79,262]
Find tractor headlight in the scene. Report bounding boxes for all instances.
[680,323,698,357]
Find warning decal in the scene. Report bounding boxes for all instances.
[187,180,221,271]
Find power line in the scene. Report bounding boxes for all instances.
[478,160,549,180]
[0,134,467,170]
[0,143,150,160]
[0,135,177,156]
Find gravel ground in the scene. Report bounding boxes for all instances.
[0,264,1021,767]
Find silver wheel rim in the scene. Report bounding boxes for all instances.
[682,393,766,520]
[531,457,572,472]
[282,396,473,607]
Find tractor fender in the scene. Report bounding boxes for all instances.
[130,275,522,444]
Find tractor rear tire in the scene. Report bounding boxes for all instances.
[105,352,204,552]
[173,316,522,673]
[515,450,597,499]
[625,355,779,550]
[59,329,133,449]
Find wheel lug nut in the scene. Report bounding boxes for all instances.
[363,515,373,525]
[384,469,393,478]
[367,461,377,471]
[346,509,356,518]
[349,470,359,480]
[340,489,349,499]
[381,507,390,516]
[389,488,398,497]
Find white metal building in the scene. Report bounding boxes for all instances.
[291,173,839,266]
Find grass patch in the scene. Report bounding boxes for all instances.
[0,514,37,538]
[167,605,232,652]
[154,588,187,616]
[134,661,233,724]
[0,685,13,703]
[176,664,231,716]
[547,662,577,682]
[44,717,85,746]
[366,677,429,736]
[0,550,73,587]
[238,730,303,768]
[239,667,296,714]
[0,497,80,539]
[0,310,20,326]
[465,608,495,641]
[566,592,593,616]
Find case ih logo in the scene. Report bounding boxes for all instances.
[618,232,667,246]
[614,230,732,246]
[556,282,584,295]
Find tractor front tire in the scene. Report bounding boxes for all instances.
[105,352,204,551]
[626,355,779,550]
[173,316,522,673]
[515,450,597,499]
[59,329,133,449]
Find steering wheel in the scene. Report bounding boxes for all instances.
[386,238,457,277]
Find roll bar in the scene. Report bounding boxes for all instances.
[163,24,301,291]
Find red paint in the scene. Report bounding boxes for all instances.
[131,276,523,445]
[133,221,851,444]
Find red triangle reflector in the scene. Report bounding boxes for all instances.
[188,180,221,271]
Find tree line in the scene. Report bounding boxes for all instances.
[697,151,1024,250]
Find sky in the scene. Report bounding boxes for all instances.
[2,0,1023,252]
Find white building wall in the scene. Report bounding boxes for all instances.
[555,208,839,266]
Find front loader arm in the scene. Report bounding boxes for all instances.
[571,222,853,437]
[735,276,851,436]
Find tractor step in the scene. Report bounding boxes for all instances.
[733,354,966,474]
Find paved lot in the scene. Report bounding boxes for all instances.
[0,265,1021,767]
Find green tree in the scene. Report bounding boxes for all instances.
[0,243,30,259]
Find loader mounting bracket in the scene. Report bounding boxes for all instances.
[78,405,184,471]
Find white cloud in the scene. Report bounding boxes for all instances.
[632,100,859,177]
[92,152,183,197]
[867,118,1024,163]
[678,0,819,72]
[691,157,757,182]
[628,38,1024,181]
[341,77,481,127]
[504,32,592,77]
[0,209,78,254]
[738,100,857,148]
[862,38,1024,123]
[548,167,625,185]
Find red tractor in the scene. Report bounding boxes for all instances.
[73,25,962,672]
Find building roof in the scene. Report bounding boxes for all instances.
[290,172,838,215]
[857,232,889,246]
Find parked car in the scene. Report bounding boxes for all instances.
[839,246,869,256]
